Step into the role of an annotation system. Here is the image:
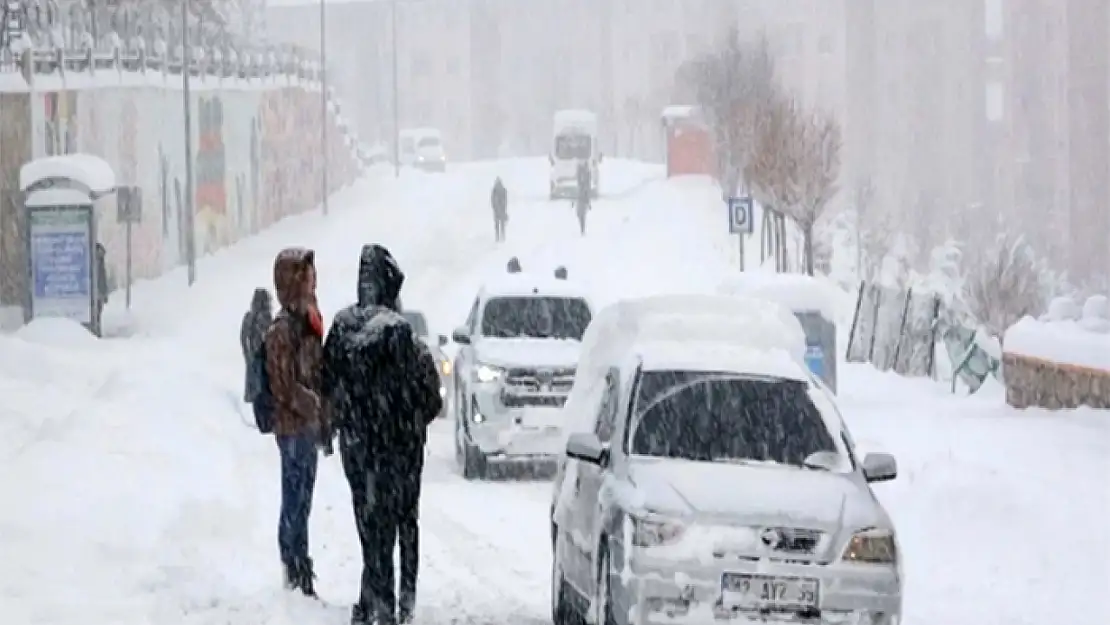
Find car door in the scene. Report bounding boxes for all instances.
[568,367,620,595]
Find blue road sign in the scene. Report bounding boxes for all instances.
[728,196,754,234]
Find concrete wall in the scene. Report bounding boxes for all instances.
[0,73,359,309]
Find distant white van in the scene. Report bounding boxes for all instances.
[399,127,447,172]
[549,110,600,199]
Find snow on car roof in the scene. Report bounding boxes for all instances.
[480,273,589,300]
[598,293,807,361]
[634,339,809,382]
[717,272,849,323]
[20,153,117,196]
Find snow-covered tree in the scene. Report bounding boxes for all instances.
[963,229,1052,340]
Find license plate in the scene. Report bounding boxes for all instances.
[721,573,819,611]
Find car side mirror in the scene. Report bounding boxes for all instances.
[861,452,897,483]
[451,327,471,345]
[566,432,607,466]
[438,334,449,347]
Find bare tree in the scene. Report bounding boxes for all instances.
[790,108,841,275]
[746,94,805,272]
[675,31,776,197]
[851,176,875,279]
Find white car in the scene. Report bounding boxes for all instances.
[400,127,447,172]
[450,268,593,479]
[550,338,902,625]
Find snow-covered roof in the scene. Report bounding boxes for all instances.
[24,188,100,208]
[661,105,698,120]
[634,339,808,382]
[481,272,590,300]
[554,109,598,132]
[20,154,116,196]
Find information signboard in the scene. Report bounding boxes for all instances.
[28,205,94,325]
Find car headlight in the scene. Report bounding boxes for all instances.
[631,514,686,547]
[474,364,504,383]
[840,528,898,564]
[441,359,452,376]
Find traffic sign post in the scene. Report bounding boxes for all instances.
[728,196,754,235]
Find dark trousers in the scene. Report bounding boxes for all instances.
[343,444,424,624]
[493,216,506,242]
[276,434,319,567]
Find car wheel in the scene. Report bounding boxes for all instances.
[552,529,583,625]
[594,541,619,625]
[457,395,486,480]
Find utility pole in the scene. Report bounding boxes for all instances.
[182,0,196,285]
[391,0,400,177]
[320,0,329,215]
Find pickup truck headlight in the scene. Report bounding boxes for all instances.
[840,528,898,564]
[631,515,686,547]
[474,364,504,383]
[440,359,452,376]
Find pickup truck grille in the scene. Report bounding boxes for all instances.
[501,367,575,406]
[505,367,575,393]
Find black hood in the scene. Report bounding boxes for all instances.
[357,244,404,309]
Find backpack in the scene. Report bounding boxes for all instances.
[252,335,276,434]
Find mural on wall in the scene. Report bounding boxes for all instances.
[195,96,227,253]
[43,91,79,156]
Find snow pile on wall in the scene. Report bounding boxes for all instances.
[1002,295,1110,410]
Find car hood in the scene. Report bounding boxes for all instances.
[625,457,886,532]
[474,338,582,369]
[416,145,444,159]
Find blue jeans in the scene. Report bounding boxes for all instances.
[276,434,319,566]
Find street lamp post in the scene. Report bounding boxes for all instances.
[320,0,329,215]
[182,0,196,285]
[391,0,400,177]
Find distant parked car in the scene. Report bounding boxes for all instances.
[402,309,451,419]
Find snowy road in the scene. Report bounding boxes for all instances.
[1,158,1106,625]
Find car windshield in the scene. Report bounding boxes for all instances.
[555,134,591,160]
[401,311,429,337]
[417,136,440,148]
[629,370,838,468]
[480,296,592,340]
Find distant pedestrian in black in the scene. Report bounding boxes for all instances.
[322,244,443,625]
[490,177,508,242]
[94,243,110,320]
[573,162,592,235]
[240,287,273,402]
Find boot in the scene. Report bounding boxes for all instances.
[351,603,369,625]
[282,561,298,591]
[398,590,415,624]
[295,557,318,598]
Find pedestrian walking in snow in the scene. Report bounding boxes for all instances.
[240,287,273,402]
[491,177,508,242]
[573,161,592,235]
[321,244,442,625]
[264,247,331,597]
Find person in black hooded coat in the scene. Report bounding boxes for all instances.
[321,244,442,625]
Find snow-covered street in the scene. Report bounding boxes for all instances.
[1,159,1107,625]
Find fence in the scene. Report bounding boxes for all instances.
[845,281,943,378]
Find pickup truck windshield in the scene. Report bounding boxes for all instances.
[481,296,591,340]
[630,371,837,468]
[555,134,591,160]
